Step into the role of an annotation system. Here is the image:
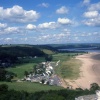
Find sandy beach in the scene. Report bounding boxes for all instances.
[63,53,100,89]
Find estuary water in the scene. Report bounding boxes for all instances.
[58,47,100,53]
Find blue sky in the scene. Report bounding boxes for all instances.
[0,0,100,44]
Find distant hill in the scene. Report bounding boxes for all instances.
[0,46,45,57]
[0,46,45,65]
[48,43,100,49]
[33,45,58,54]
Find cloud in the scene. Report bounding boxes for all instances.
[37,32,70,43]
[38,22,57,29]
[38,3,49,8]
[30,18,73,31]
[5,38,12,41]
[38,18,73,30]
[83,0,90,5]
[88,2,100,11]
[83,2,100,27]
[0,5,40,23]
[4,27,20,34]
[26,24,36,30]
[56,6,68,14]
[0,26,22,35]
[0,23,7,28]
[83,18,100,26]
[57,18,72,25]
[83,11,99,18]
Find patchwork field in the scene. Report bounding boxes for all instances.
[0,53,83,92]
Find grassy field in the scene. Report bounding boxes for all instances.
[53,53,82,79]
[19,57,45,63]
[52,53,79,61]
[6,57,45,79]
[6,63,35,78]
[41,49,55,55]
[0,82,63,93]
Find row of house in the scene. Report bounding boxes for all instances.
[24,61,61,86]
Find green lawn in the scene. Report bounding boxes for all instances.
[6,63,35,78]
[0,82,63,93]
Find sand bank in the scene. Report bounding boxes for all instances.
[63,53,100,89]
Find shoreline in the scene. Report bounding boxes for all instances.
[62,52,100,89]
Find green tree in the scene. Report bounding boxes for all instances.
[90,83,100,91]
[39,93,65,100]
[45,54,53,62]
[24,71,29,77]
[0,84,8,94]
[0,68,7,81]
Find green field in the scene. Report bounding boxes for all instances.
[42,49,55,55]
[0,82,63,93]
[56,59,82,79]
[6,57,45,79]
[6,63,35,78]
[19,57,45,63]
[53,53,82,79]
[52,53,80,62]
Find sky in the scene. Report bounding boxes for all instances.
[0,0,100,44]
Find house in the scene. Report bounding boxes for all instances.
[23,61,61,86]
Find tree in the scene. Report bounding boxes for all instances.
[39,93,65,100]
[0,68,7,81]
[0,84,8,94]
[90,83,100,91]
[24,71,29,77]
[45,54,53,62]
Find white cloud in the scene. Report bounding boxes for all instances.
[26,24,36,30]
[38,3,49,8]
[83,2,100,27]
[5,38,12,41]
[0,23,7,28]
[0,5,40,23]
[88,2,100,11]
[57,18,72,25]
[83,17,100,27]
[4,27,19,33]
[38,22,57,29]
[37,18,73,30]
[37,32,70,43]
[56,6,68,14]
[37,19,73,30]
[83,0,90,5]
[83,11,99,18]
